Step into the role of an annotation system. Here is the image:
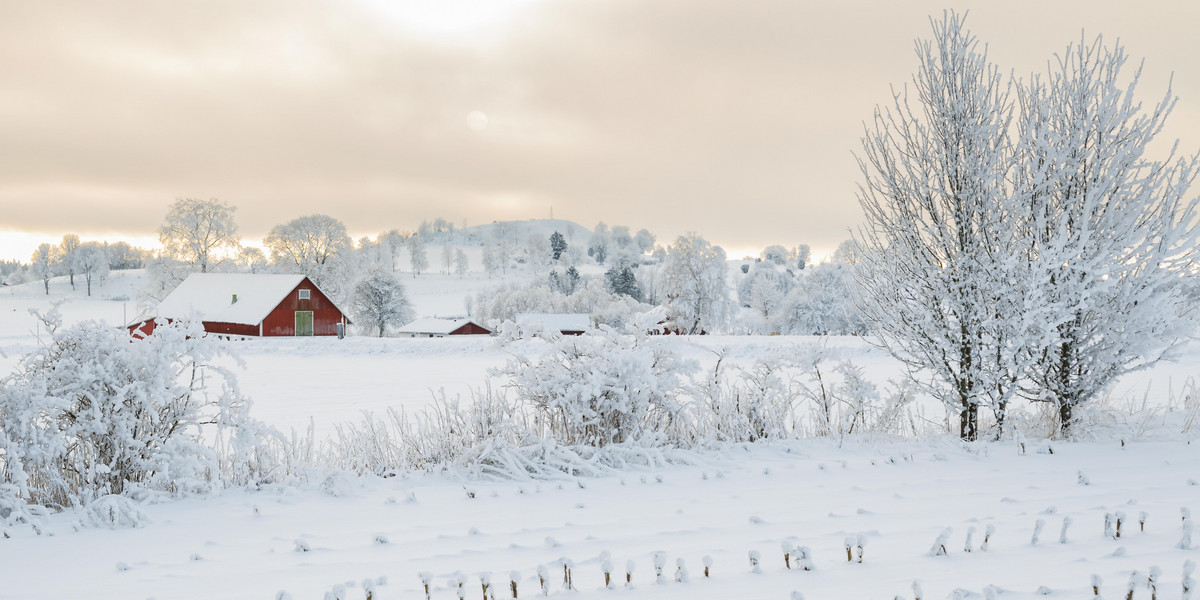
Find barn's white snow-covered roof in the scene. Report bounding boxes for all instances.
[396,318,486,335]
[155,273,308,325]
[516,313,590,332]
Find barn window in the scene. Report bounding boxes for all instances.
[298,289,311,300]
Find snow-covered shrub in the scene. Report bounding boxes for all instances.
[82,494,148,529]
[691,348,797,443]
[497,325,695,447]
[328,385,531,474]
[0,314,263,509]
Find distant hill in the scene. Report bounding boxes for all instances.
[445,219,592,246]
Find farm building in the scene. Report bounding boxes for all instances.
[129,273,349,338]
[515,313,590,336]
[395,318,491,338]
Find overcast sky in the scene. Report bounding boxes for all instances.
[2,0,1197,261]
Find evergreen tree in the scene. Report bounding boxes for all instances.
[550,231,567,261]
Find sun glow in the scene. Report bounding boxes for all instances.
[357,0,542,39]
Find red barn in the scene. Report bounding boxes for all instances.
[129,273,349,338]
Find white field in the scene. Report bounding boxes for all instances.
[0,270,1198,600]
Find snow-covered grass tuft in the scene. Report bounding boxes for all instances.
[82,495,147,530]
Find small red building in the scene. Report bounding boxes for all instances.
[129,273,349,338]
[395,318,491,338]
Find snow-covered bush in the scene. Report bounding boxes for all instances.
[0,313,266,509]
[498,325,696,446]
[691,350,795,443]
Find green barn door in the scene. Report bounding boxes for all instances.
[295,311,314,336]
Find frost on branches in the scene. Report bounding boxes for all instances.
[658,233,730,335]
[0,312,269,511]
[497,324,696,447]
[349,272,415,337]
[853,11,1200,439]
[1013,36,1200,436]
[854,12,1022,441]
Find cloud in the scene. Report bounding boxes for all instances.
[0,0,1197,260]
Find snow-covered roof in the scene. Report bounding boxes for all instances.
[516,313,590,332]
[154,273,310,325]
[396,318,486,335]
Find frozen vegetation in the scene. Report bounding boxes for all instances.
[2,11,1200,600]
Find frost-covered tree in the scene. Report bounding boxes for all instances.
[158,198,240,273]
[634,229,657,255]
[30,243,55,295]
[604,265,642,301]
[75,241,109,297]
[377,230,406,272]
[264,214,350,270]
[853,12,1023,440]
[106,241,146,271]
[1014,35,1200,436]
[564,266,581,295]
[401,234,427,278]
[794,244,811,271]
[525,233,552,268]
[589,222,611,265]
[57,234,81,289]
[264,214,352,292]
[737,261,792,308]
[454,248,469,278]
[349,273,415,337]
[238,246,268,273]
[658,233,730,334]
[0,315,258,508]
[440,245,453,274]
[550,231,567,261]
[776,261,867,336]
[761,245,789,265]
[481,239,500,278]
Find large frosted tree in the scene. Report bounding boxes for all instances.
[158,198,240,273]
[658,233,730,335]
[854,12,1200,440]
[853,12,1026,440]
[1015,36,1200,436]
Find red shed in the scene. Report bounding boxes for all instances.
[129,273,349,338]
[395,318,491,338]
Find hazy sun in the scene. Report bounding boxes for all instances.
[357,0,542,38]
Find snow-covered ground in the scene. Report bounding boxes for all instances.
[1,439,1197,599]
[2,269,1199,600]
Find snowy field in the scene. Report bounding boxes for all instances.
[1,439,1197,599]
[1,271,1199,599]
